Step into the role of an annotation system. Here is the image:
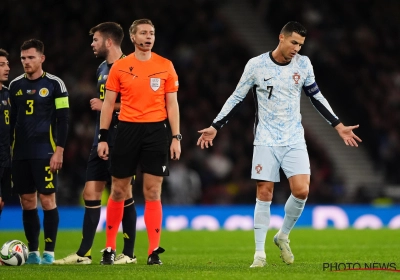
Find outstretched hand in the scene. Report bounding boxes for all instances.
[197,126,217,149]
[335,123,362,147]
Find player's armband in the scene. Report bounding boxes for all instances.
[55,97,69,109]
[303,82,320,96]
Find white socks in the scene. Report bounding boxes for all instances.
[280,194,307,238]
[253,199,271,252]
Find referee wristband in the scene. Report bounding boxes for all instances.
[98,129,109,142]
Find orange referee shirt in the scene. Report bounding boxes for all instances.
[106,52,179,122]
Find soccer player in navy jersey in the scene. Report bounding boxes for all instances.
[0,49,11,219]
[54,22,137,265]
[9,39,69,265]
[197,22,362,267]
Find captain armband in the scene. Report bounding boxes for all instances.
[303,82,320,97]
[55,97,69,109]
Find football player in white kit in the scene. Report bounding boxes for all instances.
[197,21,361,267]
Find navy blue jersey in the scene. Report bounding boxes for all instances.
[92,58,123,147]
[0,85,11,167]
[9,72,69,160]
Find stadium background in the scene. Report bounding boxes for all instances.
[0,0,399,215]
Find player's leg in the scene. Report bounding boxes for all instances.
[54,179,105,265]
[0,196,3,217]
[78,181,105,256]
[102,122,141,265]
[0,167,5,218]
[12,160,41,264]
[0,167,12,218]
[249,145,280,268]
[115,183,137,264]
[141,121,170,265]
[142,173,164,264]
[101,176,131,265]
[35,159,59,265]
[275,142,310,264]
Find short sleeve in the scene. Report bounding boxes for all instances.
[164,60,179,93]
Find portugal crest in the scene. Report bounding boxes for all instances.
[255,164,262,174]
[292,72,300,84]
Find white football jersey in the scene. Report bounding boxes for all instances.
[212,51,339,146]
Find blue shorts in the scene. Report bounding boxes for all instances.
[251,142,310,182]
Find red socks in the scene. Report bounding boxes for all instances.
[105,198,124,250]
[144,200,162,255]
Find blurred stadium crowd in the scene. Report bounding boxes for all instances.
[1,0,398,205]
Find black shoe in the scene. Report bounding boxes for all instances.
[100,247,116,265]
[147,247,165,265]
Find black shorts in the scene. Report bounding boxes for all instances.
[12,159,57,195]
[86,146,112,182]
[0,167,11,197]
[111,120,170,178]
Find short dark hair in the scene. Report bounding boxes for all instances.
[89,22,124,46]
[21,39,45,54]
[281,21,307,37]
[129,19,154,35]
[0,48,9,58]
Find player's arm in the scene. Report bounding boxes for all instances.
[197,58,255,149]
[90,98,121,112]
[304,83,362,147]
[166,91,181,160]
[97,89,117,160]
[8,83,17,146]
[50,89,69,173]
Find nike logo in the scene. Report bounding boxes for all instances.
[162,166,166,172]
[77,259,86,263]
[264,77,273,81]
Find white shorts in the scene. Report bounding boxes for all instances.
[251,142,310,182]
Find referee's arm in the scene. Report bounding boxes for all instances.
[98,89,118,160]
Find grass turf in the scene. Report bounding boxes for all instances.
[0,229,399,279]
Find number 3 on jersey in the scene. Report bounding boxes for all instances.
[26,100,34,115]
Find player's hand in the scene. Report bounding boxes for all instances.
[50,147,64,173]
[170,139,181,160]
[197,126,217,149]
[335,123,362,147]
[90,98,103,111]
[97,142,109,160]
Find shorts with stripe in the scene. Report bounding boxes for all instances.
[12,159,57,195]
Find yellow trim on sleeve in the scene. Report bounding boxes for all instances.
[55,96,69,109]
[49,125,56,151]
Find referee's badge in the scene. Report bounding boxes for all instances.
[150,78,161,91]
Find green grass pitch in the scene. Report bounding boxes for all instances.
[0,229,399,279]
